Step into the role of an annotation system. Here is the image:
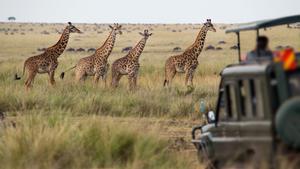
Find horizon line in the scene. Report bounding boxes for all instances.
[0,21,242,25]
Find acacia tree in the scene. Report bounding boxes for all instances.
[8,16,16,22]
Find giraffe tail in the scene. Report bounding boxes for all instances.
[14,62,26,80]
[163,79,168,87]
[60,65,76,79]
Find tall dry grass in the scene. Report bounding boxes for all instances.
[0,113,198,169]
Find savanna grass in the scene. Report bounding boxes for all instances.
[0,22,299,169]
[0,113,197,169]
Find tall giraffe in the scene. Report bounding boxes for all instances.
[111,30,152,90]
[60,24,122,85]
[15,22,81,90]
[163,19,216,87]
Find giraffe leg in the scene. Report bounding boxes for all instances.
[133,76,137,89]
[133,71,139,89]
[93,73,100,84]
[168,70,176,86]
[185,69,195,86]
[165,68,176,87]
[75,71,86,83]
[48,71,56,86]
[128,73,137,91]
[101,74,107,87]
[189,71,195,86]
[82,75,88,82]
[185,72,189,86]
[48,62,58,86]
[128,76,134,91]
[164,61,176,87]
[102,64,109,87]
[103,72,109,88]
[111,70,121,88]
[25,71,37,90]
[115,74,122,88]
[128,76,137,90]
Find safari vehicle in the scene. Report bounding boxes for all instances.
[191,15,300,168]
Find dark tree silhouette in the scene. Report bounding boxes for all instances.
[8,16,16,22]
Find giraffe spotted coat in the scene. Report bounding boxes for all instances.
[111,30,152,90]
[164,19,216,87]
[16,22,81,90]
[73,24,122,84]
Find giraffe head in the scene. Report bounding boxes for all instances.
[204,19,216,32]
[67,22,82,33]
[139,29,153,39]
[109,23,122,35]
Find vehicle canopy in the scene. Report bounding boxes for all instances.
[225,15,300,62]
[226,15,300,33]
[221,64,269,77]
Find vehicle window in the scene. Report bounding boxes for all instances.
[254,79,265,118]
[238,80,255,119]
[217,90,227,121]
[225,85,232,118]
[248,79,265,119]
[217,83,239,122]
[225,84,238,120]
[249,79,257,117]
[238,80,246,117]
[239,79,267,120]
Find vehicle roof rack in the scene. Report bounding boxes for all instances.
[225,15,300,62]
[226,15,300,33]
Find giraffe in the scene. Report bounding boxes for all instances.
[163,19,216,87]
[60,24,122,85]
[15,22,81,90]
[111,30,152,90]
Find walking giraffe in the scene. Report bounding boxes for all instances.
[163,19,216,87]
[111,30,152,90]
[60,23,122,85]
[15,22,81,90]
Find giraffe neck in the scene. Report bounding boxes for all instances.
[95,30,116,60]
[188,25,208,59]
[127,38,147,61]
[48,27,70,57]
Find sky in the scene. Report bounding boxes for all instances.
[0,0,299,24]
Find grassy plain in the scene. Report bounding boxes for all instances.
[0,22,299,168]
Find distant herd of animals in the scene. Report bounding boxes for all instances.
[15,19,217,90]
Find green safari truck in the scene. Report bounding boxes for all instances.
[192,15,300,169]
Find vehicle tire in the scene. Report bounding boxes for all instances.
[196,144,217,169]
[197,149,211,163]
[198,150,219,168]
[276,97,300,149]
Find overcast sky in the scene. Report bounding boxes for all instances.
[0,0,299,23]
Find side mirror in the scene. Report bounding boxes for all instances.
[207,111,216,123]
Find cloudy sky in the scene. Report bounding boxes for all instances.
[0,0,299,23]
